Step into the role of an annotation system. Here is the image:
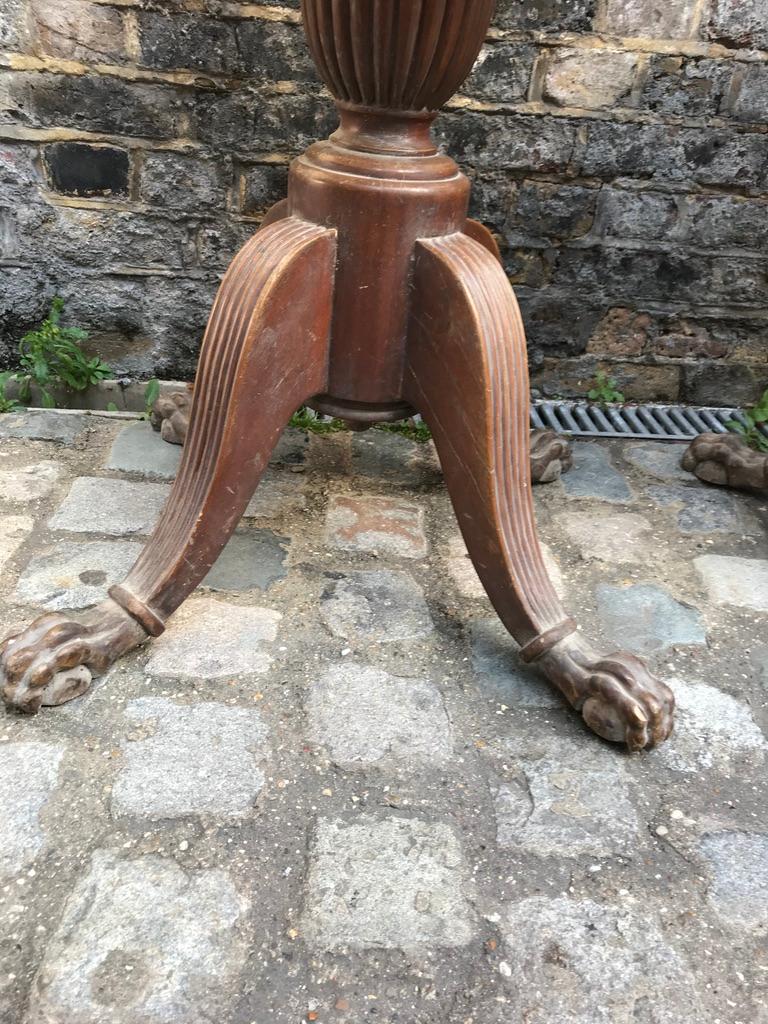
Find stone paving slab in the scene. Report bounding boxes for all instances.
[0,513,33,570]
[29,851,249,1024]
[325,494,428,557]
[0,414,766,1023]
[201,528,288,592]
[596,582,706,654]
[145,596,281,678]
[319,568,434,641]
[648,481,759,534]
[0,742,63,876]
[694,554,768,612]
[0,410,92,445]
[562,442,633,503]
[14,539,142,610]
[49,476,170,536]
[112,697,269,819]
[107,420,182,479]
[0,460,64,501]
[624,441,696,483]
[302,817,474,951]
[307,663,453,769]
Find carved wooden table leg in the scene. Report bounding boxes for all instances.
[2,221,335,712]
[1,0,675,749]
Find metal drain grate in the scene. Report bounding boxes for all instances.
[530,400,761,441]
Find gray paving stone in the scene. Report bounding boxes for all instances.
[0,514,33,570]
[562,443,633,503]
[49,477,170,536]
[0,742,63,876]
[351,431,438,486]
[145,596,281,678]
[694,555,768,612]
[495,731,639,857]
[596,583,706,655]
[112,697,269,818]
[202,528,288,592]
[29,851,249,1024]
[271,427,308,465]
[648,482,757,534]
[657,678,767,773]
[107,421,182,479]
[501,896,702,1023]
[624,441,695,483]
[307,663,453,769]
[15,539,142,610]
[0,410,91,445]
[244,469,307,519]
[319,569,434,641]
[302,817,474,950]
[0,460,64,501]
[470,618,561,708]
[325,494,428,558]
[558,510,652,563]
[699,832,768,932]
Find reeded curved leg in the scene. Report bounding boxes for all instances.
[403,234,674,750]
[2,217,336,713]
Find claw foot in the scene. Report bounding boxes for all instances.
[530,428,573,484]
[681,432,767,493]
[535,632,674,751]
[1,599,148,714]
[149,388,192,446]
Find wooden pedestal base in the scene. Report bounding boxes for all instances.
[0,0,675,750]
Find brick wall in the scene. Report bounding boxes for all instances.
[0,0,766,405]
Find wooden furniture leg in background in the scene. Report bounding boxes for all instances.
[1,0,675,749]
[1,219,335,712]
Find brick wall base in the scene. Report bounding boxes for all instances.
[1,0,766,405]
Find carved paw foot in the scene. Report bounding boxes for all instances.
[682,432,767,493]
[149,389,191,446]
[1,600,148,714]
[536,632,675,751]
[530,428,573,484]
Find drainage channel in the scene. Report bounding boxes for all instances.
[530,400,760,442]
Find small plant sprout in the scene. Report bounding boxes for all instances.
[588,370,625,407]
[15,296,110,408]
[726,387,768,454]
[144,378,161,418]
[0,371,20,414]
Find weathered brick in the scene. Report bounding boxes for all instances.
[239,162,289,216]
[594,188,680,241]
[137,11,239,74]
[639,56,734,117]
[0,143,44,205]
[44,142,129,197]
[682,361,761,406]
[708,0,768,51]
[586,307,652,356]
[139,151,230,209]
[648,321,729,360]
[440,112,576,172]
[599,0,702,39]
[493,0,596,32]
[731,64,768,123]
[581,120,768,190]
[464,43,535,102]
[505,180,602,243]
[7,71,189,140]
[236,19,316,81]
[31,0,126,64]
[530,355,681,401]
[543,48,638,109]
[683,195,768,250]
[0,0,32,51]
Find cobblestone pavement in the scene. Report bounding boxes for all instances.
[0,411,767,1024]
